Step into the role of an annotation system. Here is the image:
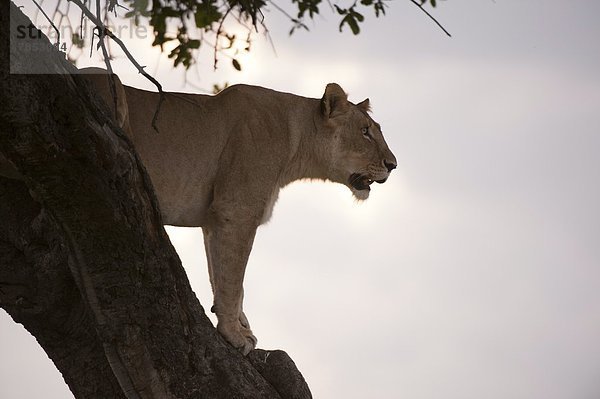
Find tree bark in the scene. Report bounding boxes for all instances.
[0,3,311,398]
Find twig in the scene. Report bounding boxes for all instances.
[267,0,309,32]
[260,18,277,57]
[79,0,86,39]
[95,0,118,123]
[213,5,233,71]
[409,0,451,37]
[67,0,165,133]
[107,0,119,13]
[30,0,61,46]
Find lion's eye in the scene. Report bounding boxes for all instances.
[361,127,372,140]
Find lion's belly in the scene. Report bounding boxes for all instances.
[139,157,216,227]
[157,189,212,227]
[159,200,211,227]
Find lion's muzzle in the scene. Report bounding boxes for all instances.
[349,173,375,191]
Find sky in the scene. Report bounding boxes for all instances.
[2,0,600,398]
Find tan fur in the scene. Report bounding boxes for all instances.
[6,67,397,354]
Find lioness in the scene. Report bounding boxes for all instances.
[4,68,397,355]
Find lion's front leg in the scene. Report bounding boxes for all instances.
[202,220,258,355]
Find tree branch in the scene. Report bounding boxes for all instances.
[94,0,119,124]
[409,0,452,37]
[67,0,165,132]
[31,0,60,46]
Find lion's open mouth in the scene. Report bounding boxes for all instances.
[349,173,374,191]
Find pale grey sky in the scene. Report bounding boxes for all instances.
[2,1,600,398]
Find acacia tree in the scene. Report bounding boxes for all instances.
[0,1,446,398]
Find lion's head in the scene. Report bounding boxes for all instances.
[320,83,397,200]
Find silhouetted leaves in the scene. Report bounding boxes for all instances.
[335,5,365,35]
[195,2,221,29]
[72,33,84,48]
[292,0,321,19]
[73,0,446,70]
[421,0,439,7]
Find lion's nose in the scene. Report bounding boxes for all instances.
[384,160,397,173]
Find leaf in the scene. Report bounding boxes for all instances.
[162,7,180,18]
[224,34,236,49]
[374,1,386,17]
[71,33,84,48]
[194,3,221,29]
[232,59,241,71]
[340,14,360,35]
[347,17,360,35]
[334,5,346,15]
[351,10,364,22]
[135,0,149,11]
[188,39,200,49]
[212,82,229,94]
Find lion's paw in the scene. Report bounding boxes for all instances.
[217,320,257,356]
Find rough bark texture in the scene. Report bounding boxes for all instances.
[0,3,311,398]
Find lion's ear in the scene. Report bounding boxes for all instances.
[357,98,371,112]
[321,83,348,119]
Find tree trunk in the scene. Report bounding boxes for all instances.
[0,3,311,398]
